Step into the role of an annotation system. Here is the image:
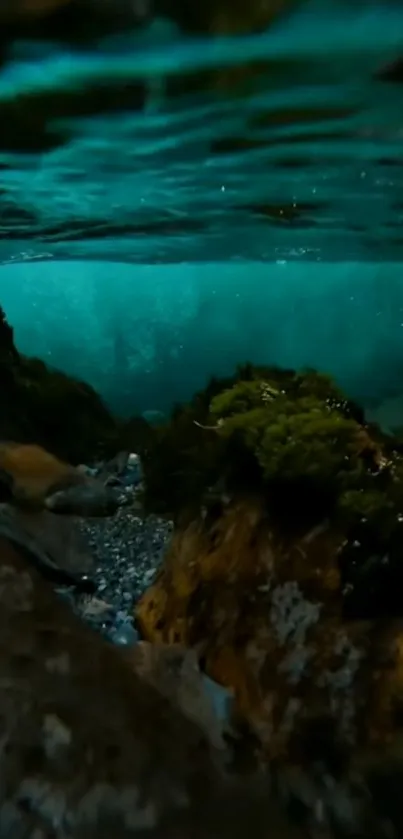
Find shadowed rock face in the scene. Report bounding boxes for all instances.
[0,504,96,590]
[0,534,299,839]
[45,481,123,517]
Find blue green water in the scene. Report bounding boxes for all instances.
[1,260,403,421]
[0,1,402,418]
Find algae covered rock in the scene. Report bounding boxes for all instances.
[137,365,403,836]
[136,494,403,835]
[141,364,380,525]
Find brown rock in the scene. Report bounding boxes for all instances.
[0,504,95,584]
[0,443,83,506]
[131,641,230,751]
[0,533,300,839]
[0,442,122,516]
[136,497,403,834]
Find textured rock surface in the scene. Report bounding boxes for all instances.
[0,533,300,839]
[0,442,124,516]
[130,641,230,751]
[135,366,403,836]
[136,496,403,836]
[0,503,96,589]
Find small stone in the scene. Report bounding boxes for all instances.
[81,597,112,618]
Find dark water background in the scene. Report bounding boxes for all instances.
[0,1,402,418]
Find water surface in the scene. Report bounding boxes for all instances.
[0,1,402,264]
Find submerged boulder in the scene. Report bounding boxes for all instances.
[136,365,403,836]
[0,503,96,590]
[0,442,124,516]
[0,532,301,839]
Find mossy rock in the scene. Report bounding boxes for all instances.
[141,365,381,524]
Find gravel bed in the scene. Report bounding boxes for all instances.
[56,456,173,645]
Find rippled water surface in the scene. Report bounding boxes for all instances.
[1,1,403,264]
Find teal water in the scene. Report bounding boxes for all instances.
[0,1,402,416]
[1,260,403,419]
[0,2,402,261]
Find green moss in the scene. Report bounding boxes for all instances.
[140,361,403,620]
[141,363,378,525]
[210,380,279,418]
[210,379,365,493]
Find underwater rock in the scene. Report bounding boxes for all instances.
[0,442,88,506]
[140,364,371,521]
[0,442,124,516]
[95,450,143,489]
[130,641,230,752]
[136,365,403,835]
[136,494,403,835]
[0,308,121,463]
[45,480,124,516]
[0,504,95,582]
[0,532,299,839]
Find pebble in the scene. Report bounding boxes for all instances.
[54,456,234,735]
[56,456,173,646]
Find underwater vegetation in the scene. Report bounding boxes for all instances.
[139,359,403,625]
[141,361,391,530]
[139,358,403,625]
[6,300,403,834]
[137,359,403,838]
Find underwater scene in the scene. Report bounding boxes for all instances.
[0,1,403,837]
